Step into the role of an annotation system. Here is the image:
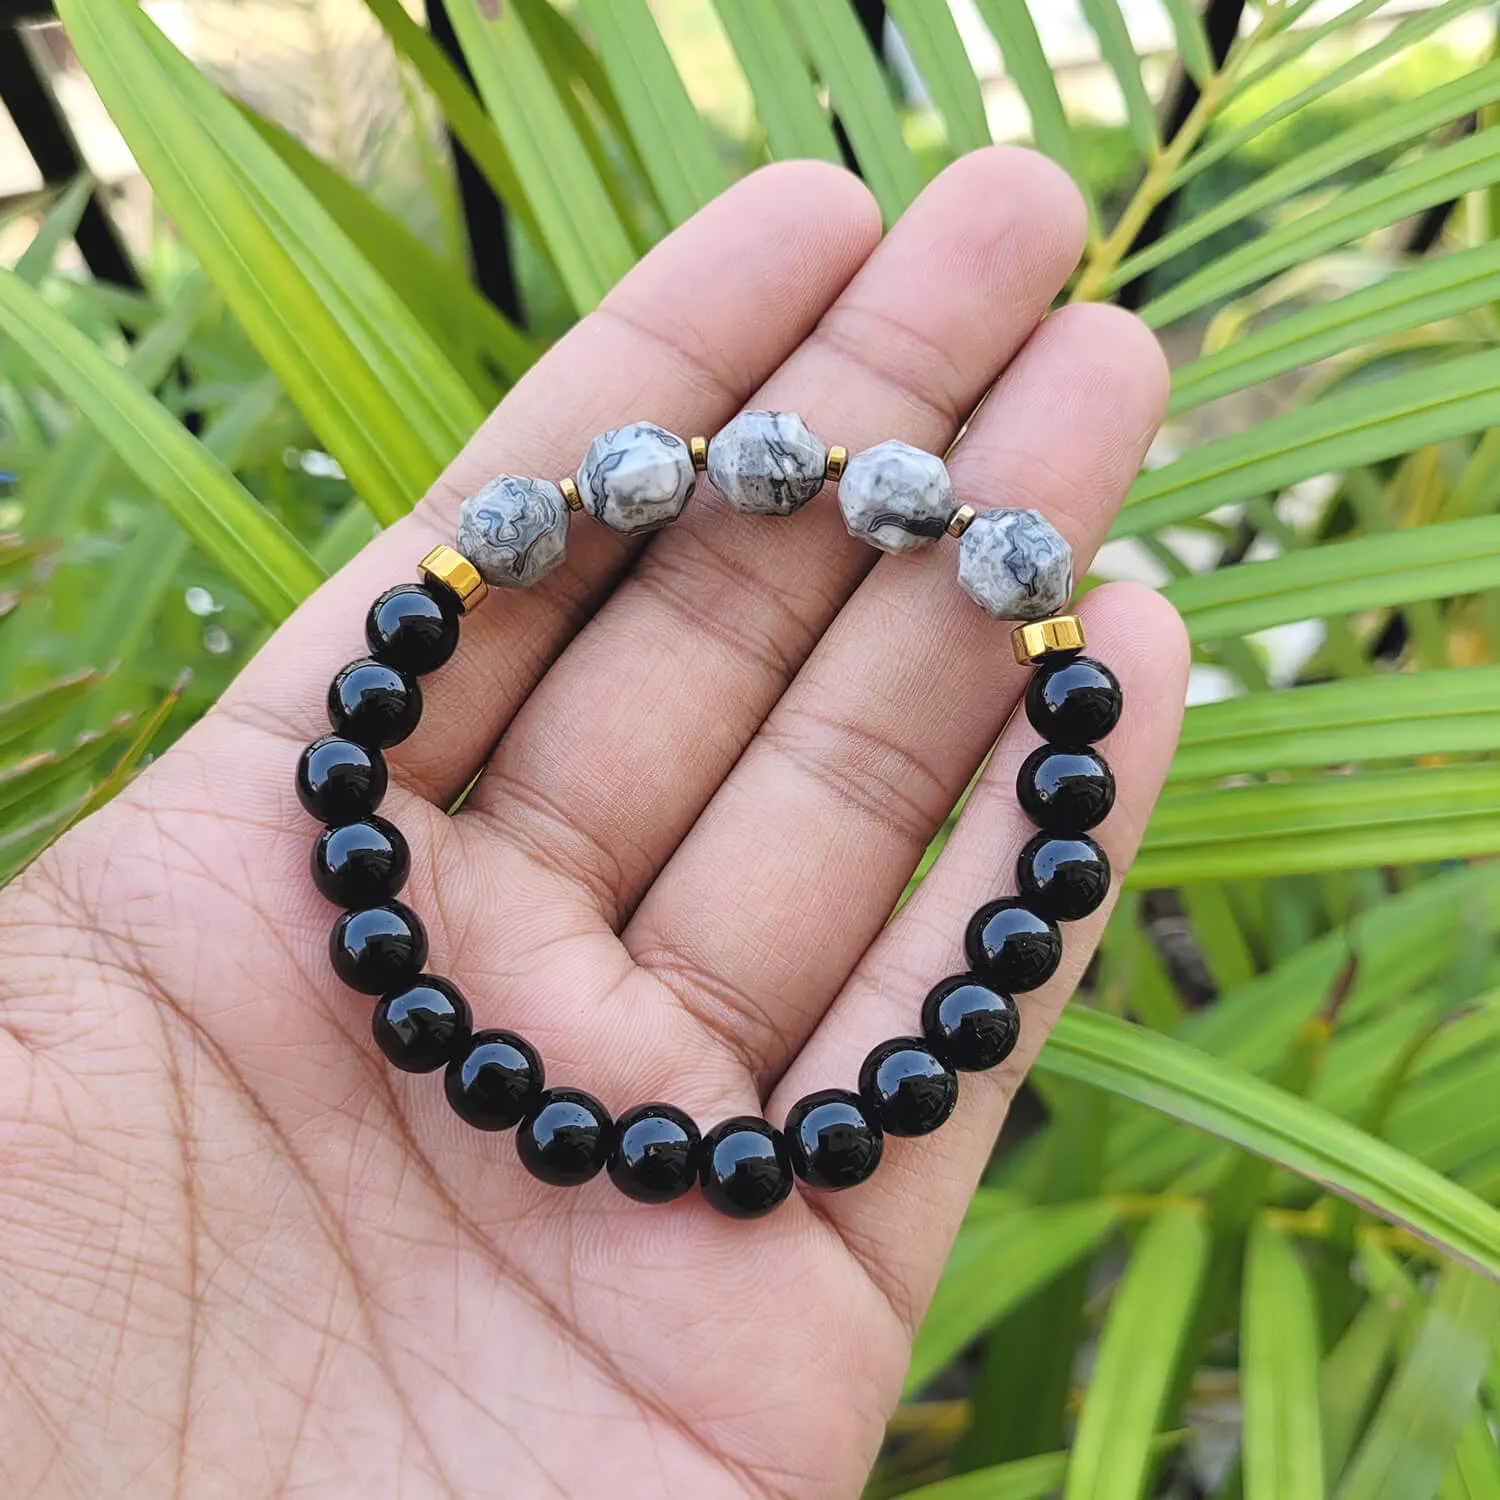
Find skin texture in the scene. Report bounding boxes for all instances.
[0,150,1188,1500]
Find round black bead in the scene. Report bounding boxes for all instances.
[311,816,410,906]
[1017,744,1115,833]
[1025,656,1122,745]
[858,1039,959,1137]
[784,1089,883,1191]
[295,734,387,823]
[608,1103,701,1204]
[964,898,1062,992]
[922,975,1020,1072]
[328,658,423,749]
[1017,832,1111,921]
[444,1029,544,1130]
[699,1117,794,1219]
[517,1089,614,1186]
[329,902,427,995]
[373,975,471,1073]
[366,583,459,677]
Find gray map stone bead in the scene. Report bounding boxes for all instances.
[577,421,695,533]
[455,475,569,590]
[707,410,828,516]
[838,439,955,554]
[957,507,1074,621]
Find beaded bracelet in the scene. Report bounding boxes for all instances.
[293,413,1122,1219]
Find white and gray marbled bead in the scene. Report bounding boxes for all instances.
[707,410,827,516]
[577,421,694,534]
[838,439,955,554]
[957,508,1074,621]
[455,475,569,589]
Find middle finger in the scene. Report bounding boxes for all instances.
[462,148,1086,919]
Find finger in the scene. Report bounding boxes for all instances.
[626,303,1168,1084]
[211,161,881,807]
[766,584,1189,1331]
[462,147,1087,917]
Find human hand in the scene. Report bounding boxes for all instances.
[0,148,1186,1499]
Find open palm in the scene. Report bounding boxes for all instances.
[0,149,1186,1499]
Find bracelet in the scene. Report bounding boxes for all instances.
[293,413,1122,1220]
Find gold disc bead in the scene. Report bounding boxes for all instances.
[946,503,977,538]
[419,544,487,614]
[1012,615,1087,666]
[825,445,848,483]
[559,476,584,512]
[690,435,709,473]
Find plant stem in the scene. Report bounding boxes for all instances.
[1070,9,1278,303]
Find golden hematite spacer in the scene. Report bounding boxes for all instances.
[689,435,709,473]
[559,476,584,512]
[946,503,976,538]
[825,444,848,482]
[419,544,487,614]
[1012,615,1086,666]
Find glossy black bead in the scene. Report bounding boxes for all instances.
[311,816,410,906]
[1017,832,1111,921]
[1017,744,1115,833]
[699,1117,794,1219]
[858,1039,959,1137]
[365,583,459,677]
[444,1029,544,1130]
[295,734,387,823]
[373,975,471,1073]
[784,1089,883,1191]
[329,902,427,995]
[922,974,1020,1072]
[328,658,423,749]
[964,898,1062,992]
[608,1103,701,1203]
[517,1089,614,1186]
[1025,656,1122,745]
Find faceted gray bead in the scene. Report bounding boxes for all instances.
[455,475,569,590]
[577,421,695,534]
[838,440,955,554]
[957,508,1074,621]
[708,410,827,516]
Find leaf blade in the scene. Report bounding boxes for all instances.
[1039,1009,1500,1279]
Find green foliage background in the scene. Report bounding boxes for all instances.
[5,0,1500,1493]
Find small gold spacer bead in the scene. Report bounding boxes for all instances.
[419,544,487,614]
[825,444,848,483]
[559,476,583,512]
[1012,615,1087,666]
[690,435,709,473]
[946,503,977,538]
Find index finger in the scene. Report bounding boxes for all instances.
[211,162,883,807]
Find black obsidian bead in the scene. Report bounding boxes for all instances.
[328,658,423,749]
[1025,656,1122,745]
[922,975,1020,1072]
[329,902,427,995]
[366,583,459,677]
[608,1103,701,1204]
[784,1089,883,1191]
[1017,832,1111,921]
[444,1029,544,1130]
[311,816,410,906]
[964,898,1062,992]
[517,1089,614,1186]
[1017,745,1115,833]
[699,1117,794,1219]
[858,1039,959,1137]
[373,975,471,1073]
[296,734,387,823]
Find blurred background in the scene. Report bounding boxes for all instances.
[5,1,1500,1496]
